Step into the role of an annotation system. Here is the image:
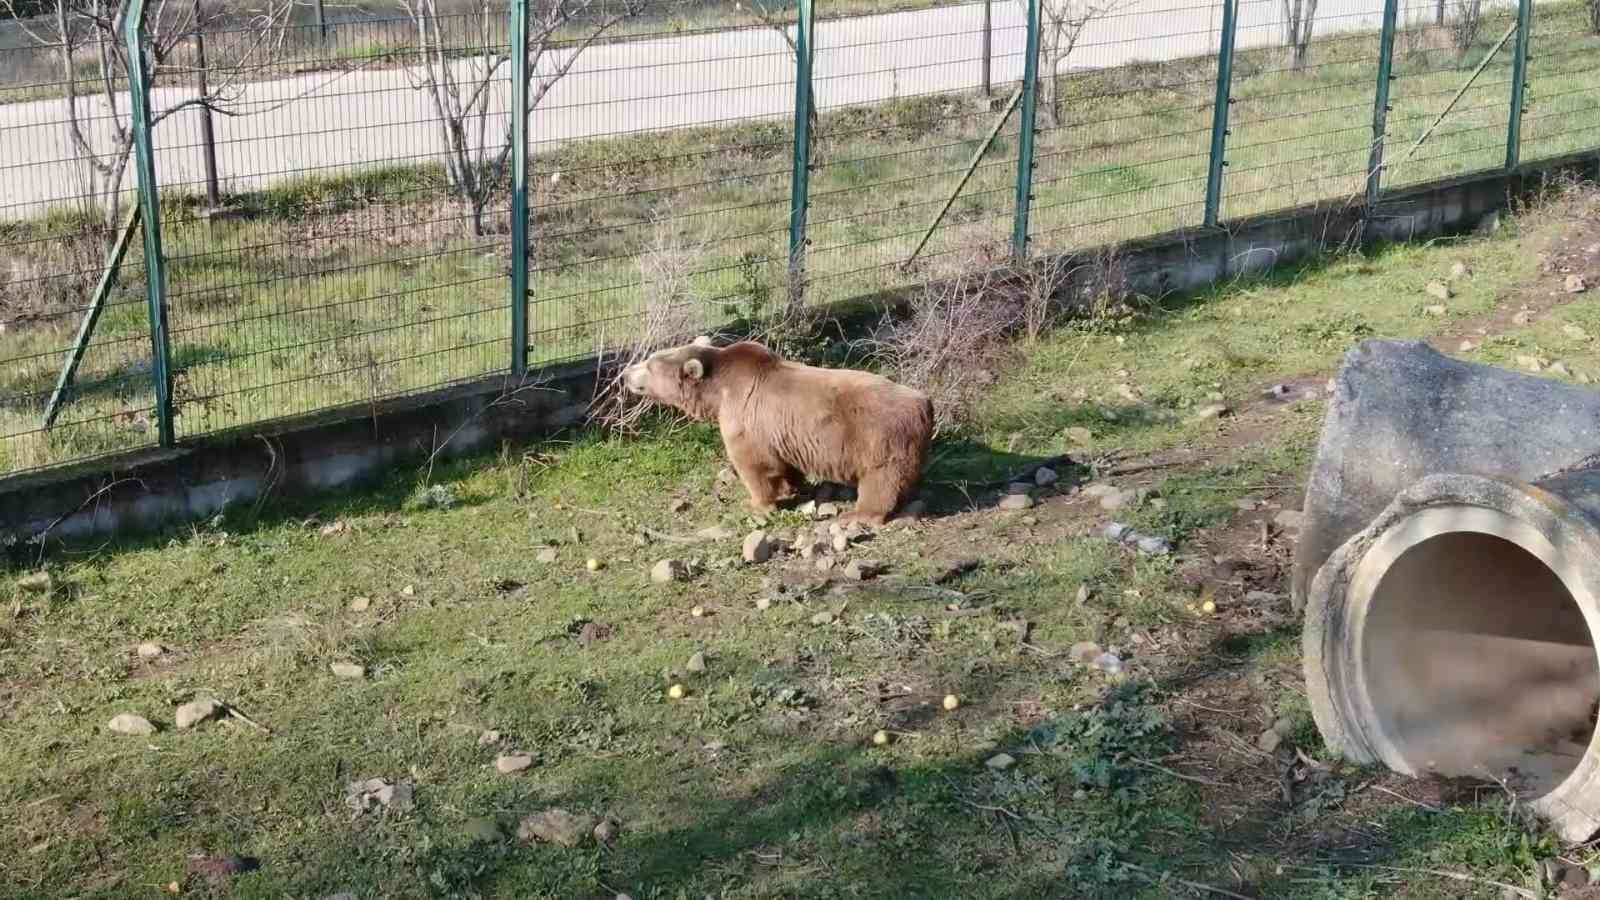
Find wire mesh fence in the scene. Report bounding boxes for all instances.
[1,0,1596,478]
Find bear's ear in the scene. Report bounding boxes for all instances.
[680,357,705,381]
[691,335,715,348]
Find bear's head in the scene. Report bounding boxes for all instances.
[621,335,720,420]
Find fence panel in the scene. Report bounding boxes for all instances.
[525,19,795,363]
[1023,0,1222,255]
[1221,0,1390,219]
[1381,0,1519,190]
[0,23,157,475]
[1519,0,1600,164]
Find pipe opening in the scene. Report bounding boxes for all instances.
[1363,529,1600,793]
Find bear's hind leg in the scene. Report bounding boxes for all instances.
[844,464,915,527]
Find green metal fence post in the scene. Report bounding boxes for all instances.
[118,0,175,447]
[787,0,816,303]
[1505,0,1531,169]
[1202,0,1239,227]
[509,0,529,375]
[1365,0,1399,211]
[1011,0,1040,261]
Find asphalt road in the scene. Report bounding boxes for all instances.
[0,0,1505,219]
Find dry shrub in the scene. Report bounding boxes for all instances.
[588,213,719,434]
[1447,0,1484,52]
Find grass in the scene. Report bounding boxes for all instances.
[3,1,1600,475]
[3,180,1600,898]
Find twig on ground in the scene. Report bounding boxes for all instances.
[1370,784,1441,813]
[225,705,272,735]
[1122,862,1257,899]
[1131,756,1230,788]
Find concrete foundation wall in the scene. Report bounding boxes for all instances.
[4,150,1597,553]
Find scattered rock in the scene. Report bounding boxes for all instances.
[16,571,53,594]
[1070,641,1103,664]
[985,753,1017,771]
[1192,403,1230,421]
[136,642,167,659]
[496,754,535,775]
[348,596,371,613]
[798,500,818,517]
[400,584,416,598]
[1513,309,1536,326]
[576,621,612,645]
[815,556,836,573]
[536,547,558,564]
[742,531,774,564]
[686,651,707,674]
[463,817,503,843]
[175,699,221,730]
[998,493,1035,511]
[1425,281,1452,301]
[1102,522,1171,555]
[517,808,596,848]
[1422,304,1448,318]
[1450,261,1472,280]
[755,596,773,611]
[810,610,836,626]
[107,713,156,736]
[1074,584,1090,605]
[843,560,883,581]
[330,662,366,680]
[1034,466,1059,487]
[1098,488,1134,512]
[816,502,841,519]
[1565,324,1592,341]
[477,729,501,747]
[651,559,689,583]
[831,533,850,553]
[1116,383,1140,402]
[1063,426,1093,446]
[1273,510,1306,531]
[1264,383,1294,400]
[593,819,619,844]
[1567,274,1589,294]
[667,498,690,514]
[346,777,416,814]
[1257,728,1283,753]
[1551,361,1572,378]
[1517,354,1545,373]
[1458,339,1478,353]
[1091,651,1124,675]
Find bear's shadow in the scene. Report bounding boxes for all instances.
[913,437,1080,518]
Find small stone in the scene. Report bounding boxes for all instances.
[1070,641,1103,664]
[1567,274,1588,294]
[496,754,535,774]
[1514,310,1536,326]
[463,817,503,843]
[1565,324,1591,341]
[517,808,595,848]
[651,559,689,583]
[667,683,686,699]
[843,560,882,581]
[798,500,818,516]
[16,571,52,594]
[1257,728,1283,753]
[810,610,836,626]
[400,584,415,598]
[330,662,366,679]
[348,596,371,612]
[942,694,961,711]
[1458,339,1478,353]
[136,642,166,659]
[478,729,501,747]
[816,502,840,518]
[1021,515,1038,526]
[1582,371,1594,385]
[742,530,773,564]
[832,534,850,553]
[1135,535,1172,555]
[1550,361,1572,378]
[690,605,706,618]
[1064,426,1093,446]
[593,819,618,844]
[1074,584,1090,605]
[1099,489,1134,512]
[998,493,1034,510]
[755,597,772,611]
[815,556,836,572]
[1116,383,1140,402]
[1423,304,1448,317]
[1034,466,1059,487]
[175,699,221,730]
[108,713,157,736]
[536,548,558,564]
[1450,261,1471,279]
[1091,652,1124,674]
[985,753,1017,771]
[1273,510,1306,531]
[668,498,690,514]
[1517,354,1545,373]
[585,558,603,572]
[1425,281,1452,301]
[1192,403,1230,421]
[686,652,706,674]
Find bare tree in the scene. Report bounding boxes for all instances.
[1446,0,1482,51]
[1588,0,1599,35]
[1025,0,1122,129]
[401,0,644,236]
[2,0,294,232]
[1282,0,1317,70]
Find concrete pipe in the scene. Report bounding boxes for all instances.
[1303,471,1600,841]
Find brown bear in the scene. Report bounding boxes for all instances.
[621,336,934,526]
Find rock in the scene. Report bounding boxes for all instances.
[1034,466,1060,487]
[400,584,416,598]
[330,662,366,679]
[108,713,156,736]
[1091,652,1124,674]
[1513,309,1536,326]
[1070,641,1103,663]
[843,560,882,581]
[797,500,818,517]
[1116,383,1140,402]
[136,642,166,659]
[175,699,221,730]
[536,548,558,564]
[1475,210,1501,235]
[998,493,1035,510]
[1517,354,1545,373]
[1192,403,1230,421]
[985,753,1017,771]
[518,808,596,847]
[686,652,707,674]
[1098,488,1134,512]
[742,531,773,564]
[816,502,841,518]
[375,782,414,812]
[668,498,690,514]
[348,596,371,612]
[576,621,611,645]
[716,466,737,487]
[1425,281,1452,301]
[1450,261,1471,279]
[755,597,773,611]
[1551,361,1572,378]
[593,819,619,844]
[1075,583,1090,604]
[831,534,850,553]
[463,817,503,843]
[1273,510,1306,531]
[1257,728,1283,753]
[16,571,52,594]
[346,777,413,813]
[1422,304,1448,318]
[1567,274,1589,294]
[651,559,689,583]
[478,729,501,747]
[496,754,535,775]
[1064,426,1094,446]
[1565,324,1591,341]
[1135,535,1172,555]
[810,610,836,626]
[815,556,836,572]
[1458,339,1478,353]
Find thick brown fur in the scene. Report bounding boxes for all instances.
[622,338,934,526]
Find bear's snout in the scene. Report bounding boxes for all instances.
[622,363,649,395]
